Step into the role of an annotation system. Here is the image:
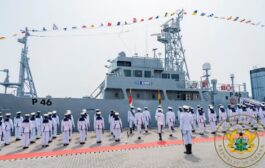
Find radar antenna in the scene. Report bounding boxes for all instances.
[155,9,190,79]
[16,28,38,97]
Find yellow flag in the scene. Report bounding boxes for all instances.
[227,16,233,20]
[90,24,95,28]
[157,90,162,105]
[0,36,6,40]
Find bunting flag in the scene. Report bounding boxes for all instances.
[128,89,133,107]
[148,17,153,20]
[0,8,264,41]
[227,16,233,20]
[157,90,162,105]
[0,36,6,40]
[53,24,58,30]
[192,10,198,16]
[233,17,239,21]
[200,13,206,16]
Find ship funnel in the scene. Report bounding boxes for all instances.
[211,79,217,93]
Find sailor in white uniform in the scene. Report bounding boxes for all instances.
[36,111,43,139]
[229,105,238,125]
[196,106,206,135]
[109,110,115,135]
[52,111,60,138]
[189,107,196,133]
[134,108,144,140]
[208,105,217,134]
[61,113,72,146]
[142,107,151,133]
[21,114,31,149]
[0,115,4,148]
[83,109,90,131]
[128,106,135,134]
[113,112,122,142]
[3,113,13,145]
[94,111,104,143]
[155,108,165,141]
[14,111,23,141]
[259,104,265,128]
[219,105,227,133]
[236,104,243,123]
[66,110,75,140]
[78,112,87,144]
[41,114,51,147]
[48,112,53,143]
[166,107,176,137]
[252,106,259,130]
[155,105,163,116]
[177,106,183,122]
[30,112,37,143]
[240,105,248,125]
[180,105,193,155]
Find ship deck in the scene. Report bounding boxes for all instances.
[1,127,265,168]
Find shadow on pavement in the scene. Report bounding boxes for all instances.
[184,154,200,162]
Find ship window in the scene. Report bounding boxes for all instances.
[114,92,119,98]
[162,73,170,79]
[171,74,179,81]
[134,70,142,77]
[137,93,140,98]
[124,70,131,77]
[117,61,131,67]
[144,71,151,78]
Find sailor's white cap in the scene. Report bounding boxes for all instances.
[96,111,101,115]
[220,105,224,108]
[137,107,142,111]
[178,106,182,109]
[25,114,30,117]
[190,107,194,110]
[44,114,48,117]
[95,109,100,112]
[48,112,52,115]
[130,106,135,109]
[158,108,163,112]
[168,107,172,110]
[183,105,189,110]
[66,110,71,114]
[261,104,265,107]
[82,109,87,112]
[5,113,11,116]
[197,105,201,108]
[144,107,148,109]
[114,111,119,115]
[157,105,162,108]
[242,105,246,108]
[52,110,57,114]
[209,106,214,109]
[37,111,41,113]
[31,112,35,115]
[81,111,86,115]
[16,111,21,114]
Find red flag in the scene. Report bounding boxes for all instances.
[128,89,133,107]
[246,20,251,24]
[133,18,137,23]
[140,18,144,22]
[148,17,153,20]
[82,25,87,28]
[107,22,112,26]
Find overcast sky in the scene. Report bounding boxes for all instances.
[0,0,264,98]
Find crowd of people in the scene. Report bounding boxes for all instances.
[0,103,264,155]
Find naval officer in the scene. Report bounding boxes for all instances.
[219,105,228,133]
[14,111,23,141]
[180,105,193,155]
[36,111,43,139]
[41,114,51,147]
[30,112,37,143]
[0,115,4,148]
[208,105,217,134]
[21,114,31,149]
[155,108,165,141]
[108,110,115,135]
[61,112,72,146]
[113,112,122,142]
[3,113,13,145]
[94,110,104,143]
[166,107,175,137]
[128,106,135,134]
[52,111,60,138]
[142,107,151,133]
[135,108,144,140]
[196,106,206,135]
[78,112,87,144]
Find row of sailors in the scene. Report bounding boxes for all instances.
[0,104,264,149]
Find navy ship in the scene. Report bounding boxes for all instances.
[0,10,249,128]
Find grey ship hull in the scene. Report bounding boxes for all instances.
[0,93,210,130]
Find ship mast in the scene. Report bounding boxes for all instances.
[16,28,38,97]
[156,9,190,80]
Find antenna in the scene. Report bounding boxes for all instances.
[16,28,38,97]
[154,9,190,80]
